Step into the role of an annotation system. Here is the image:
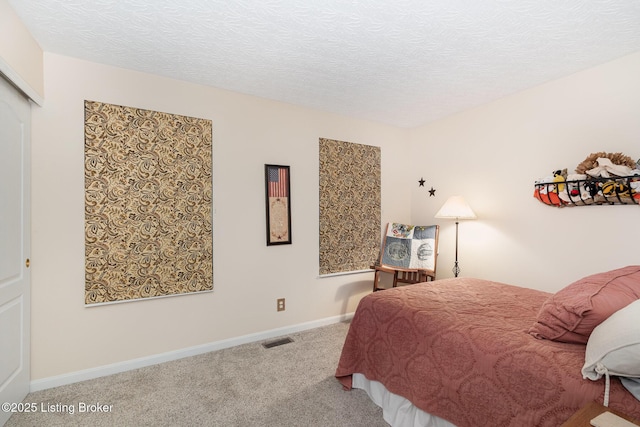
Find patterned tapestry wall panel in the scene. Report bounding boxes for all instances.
[319,138,381,275]
[84,101,213,305]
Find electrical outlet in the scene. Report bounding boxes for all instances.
[277,298,285,312]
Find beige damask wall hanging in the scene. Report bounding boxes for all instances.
[84,100,213,305]
[319,138,381,275]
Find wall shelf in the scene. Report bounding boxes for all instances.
[534,176,640,207]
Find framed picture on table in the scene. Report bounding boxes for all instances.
[265,164,292,245]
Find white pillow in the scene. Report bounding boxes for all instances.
[582,298,640,380]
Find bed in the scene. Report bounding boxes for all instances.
[335,271,640,427]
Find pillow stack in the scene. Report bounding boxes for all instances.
[528,265,640,404]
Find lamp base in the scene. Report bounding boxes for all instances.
[452,261,460,278]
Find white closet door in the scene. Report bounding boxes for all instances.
[0,76,31,426]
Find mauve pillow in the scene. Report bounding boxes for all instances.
[528,265,640,344]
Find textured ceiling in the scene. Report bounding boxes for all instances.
[8,0,640,128]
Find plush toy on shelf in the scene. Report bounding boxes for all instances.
[559,173,588,202]
[552,169,567,192]
[533,169,567,206]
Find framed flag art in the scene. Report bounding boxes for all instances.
[265,164,292,245]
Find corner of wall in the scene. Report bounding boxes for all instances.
[0,0,45,104]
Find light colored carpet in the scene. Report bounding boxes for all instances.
[6,321,387,427]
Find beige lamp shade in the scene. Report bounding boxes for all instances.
[435,196,477,220]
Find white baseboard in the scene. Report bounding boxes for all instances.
[29,312,354,392]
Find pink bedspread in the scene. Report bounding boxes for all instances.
[335,278,640,426]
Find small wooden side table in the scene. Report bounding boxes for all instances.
[561,401,640,426]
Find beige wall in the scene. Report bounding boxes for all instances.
[0,0,44,101]
[410,52,640,291]
[8,4,640,383]
[30,52,412,380]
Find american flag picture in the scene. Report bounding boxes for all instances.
[267,165,288,198]
[265,165,291,245]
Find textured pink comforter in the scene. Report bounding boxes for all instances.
[335,278,640,426]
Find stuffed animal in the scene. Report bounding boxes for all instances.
[552,169,567,193]
[602,181,630,197]
[582,180,601,197]
[566,173,586,197]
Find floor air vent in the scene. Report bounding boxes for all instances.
[262,337,294,349]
